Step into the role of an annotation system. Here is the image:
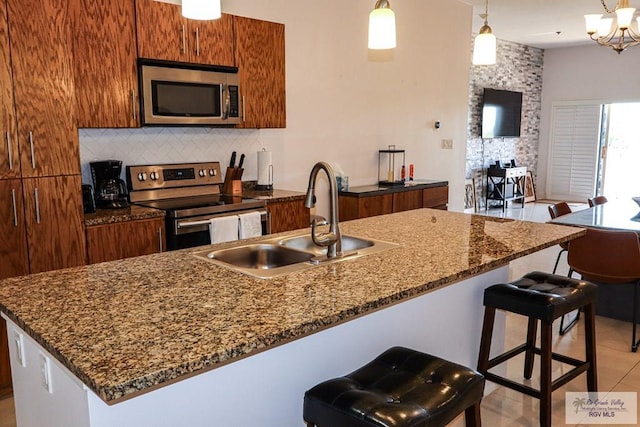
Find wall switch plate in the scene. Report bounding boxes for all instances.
[441,139,453,149]
[39,353,53,393]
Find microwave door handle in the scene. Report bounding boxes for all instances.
[221,84,230,120]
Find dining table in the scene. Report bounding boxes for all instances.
[549,198,640,322]
[549,198,640,232]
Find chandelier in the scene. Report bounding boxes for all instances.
[473,0,496,65]
[585,0,640,53]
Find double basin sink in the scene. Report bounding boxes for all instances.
[192,232,400,279]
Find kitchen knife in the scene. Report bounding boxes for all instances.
[238,153,245,168]
[229,151,237,168]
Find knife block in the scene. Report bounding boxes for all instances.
[223,167,243,195]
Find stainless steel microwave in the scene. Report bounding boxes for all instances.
[139,60,241,126]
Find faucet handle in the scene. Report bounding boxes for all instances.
[310,214,328,226]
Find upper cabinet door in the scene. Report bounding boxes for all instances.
[7,0,79,177]
[22,175,86,274]
[0,0,19,179]
[136,0,187,62]
[73,0,139,128]
[234,16,286,129]
[188,14,235,66]
[136,0,235,66]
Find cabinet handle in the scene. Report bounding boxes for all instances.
[181,25,186,54]
[6,132,13,170]
[242,95,246,122]
[131,89,136,121]
[29,131,35,169]
[195,27,200,56]
[11,188,18,227]
[34,187,40,224]
[158,227,163,253]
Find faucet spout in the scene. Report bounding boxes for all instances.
[305,162,342,258]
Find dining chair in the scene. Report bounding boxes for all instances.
[567,227,640,352]
[547,202,572,275]
[587,196,608,207]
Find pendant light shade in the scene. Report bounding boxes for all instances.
[472,0,496,65]
[473,29,496,65]
[182,0,221,21]
[368,0,396,50]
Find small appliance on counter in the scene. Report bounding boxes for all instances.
[256,148,273,191]
[81,184,96,213]
[90,160,130,209]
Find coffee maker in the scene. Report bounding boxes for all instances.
[90,160,130,209]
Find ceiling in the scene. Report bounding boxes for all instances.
[462,0,624,49]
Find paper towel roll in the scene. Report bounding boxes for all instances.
[257,149,272,187]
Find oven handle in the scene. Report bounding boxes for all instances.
[177,210,269,229]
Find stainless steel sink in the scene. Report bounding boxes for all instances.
[206,244,314,269]
[279,235,374,256]
[192,232,400,279]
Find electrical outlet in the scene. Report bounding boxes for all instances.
[441,139,453,149]
[40,353,53,393]
[14,331,26,367]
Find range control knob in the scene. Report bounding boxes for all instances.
[137,172,147,181]
[209,169,216,176]
[199,169,206,177]
[150,172,159,181]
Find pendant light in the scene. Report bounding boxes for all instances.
[473,0,496,65]
[182,0,221,21]
[368,0,397,50]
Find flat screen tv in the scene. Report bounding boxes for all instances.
[481,88,523,138]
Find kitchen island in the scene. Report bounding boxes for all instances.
[0,209,583,427]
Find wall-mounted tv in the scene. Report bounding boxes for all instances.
[481,88,523,139]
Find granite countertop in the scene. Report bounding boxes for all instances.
[339,180,448,196]
[0,209,583,403]
[85,205,165,226]
[85,190,304,226]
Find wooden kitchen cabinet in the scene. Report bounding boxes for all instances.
[0,0,19,180]
[0,179,29,279]
[393,190,423,213]
[339,194,393,222]
[72,0,139,128]
[339,183,448,221]
[86,218,166,264]
[136,0,234,66]
[234,16,286,129]
[7,0,79,177]
[423,186,449,210]
[21,176,87,274]
[267,199,310,234]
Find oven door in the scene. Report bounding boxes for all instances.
[166,209,270,250]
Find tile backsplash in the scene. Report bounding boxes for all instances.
[79,127,263,186]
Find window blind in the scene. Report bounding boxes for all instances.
[546,103,602,201]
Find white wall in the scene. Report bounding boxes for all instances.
[82,0,473,211]
[538,44,640,199]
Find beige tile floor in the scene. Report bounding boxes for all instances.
[0,202,638,427]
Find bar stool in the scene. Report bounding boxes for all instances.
[477,271,598,427]
[304,346,485,427]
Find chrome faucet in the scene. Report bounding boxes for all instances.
[304,162,342,258]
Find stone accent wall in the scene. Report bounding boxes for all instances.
[466,38,544,205]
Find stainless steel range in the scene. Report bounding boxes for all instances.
[126,162,269,250]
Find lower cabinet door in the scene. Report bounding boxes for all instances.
[267,199,310,234]
[86,217,166,264]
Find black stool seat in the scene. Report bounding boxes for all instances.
[303,346,485,427]
[477,271,598,427]
[484,271,598,322]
